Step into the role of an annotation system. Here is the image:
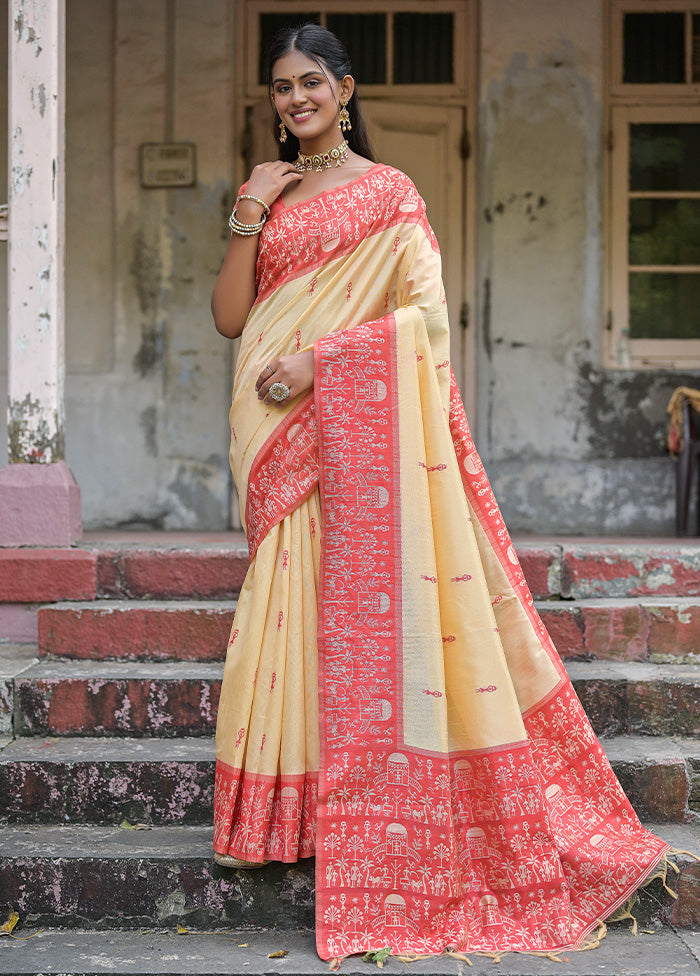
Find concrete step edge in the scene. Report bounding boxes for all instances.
[37,597,700,611]
[565,661,700,680]
[1,733,697,763]
[535,597,700,608]
[0,734,216,761]
[15,659,700,681]
[0,926,698,976]
[40,600,238,612]
[81,535,249,551]
[16,659,225,678]
[0,822,215,856]
[0,644,38,678]
[0,820,696,859]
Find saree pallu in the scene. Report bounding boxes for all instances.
[214,165,668,958]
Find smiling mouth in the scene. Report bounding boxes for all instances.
[291,110,316,120]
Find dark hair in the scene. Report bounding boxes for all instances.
[266,23,376,163]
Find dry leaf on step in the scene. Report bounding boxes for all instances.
[0,911,19,936]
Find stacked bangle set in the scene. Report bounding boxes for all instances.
[228,194,270,237]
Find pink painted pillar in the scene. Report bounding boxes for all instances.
[0,0,81,546]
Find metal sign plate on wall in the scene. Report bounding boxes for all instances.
[140,143,196,188]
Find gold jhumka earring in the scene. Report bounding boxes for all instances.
[279,120,287,143]
[338,98,351,133]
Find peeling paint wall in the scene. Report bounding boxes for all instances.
[478,0,699,534]
[1,0,233,527]
[1,1,232,528]
[1,0,694,532]
[61,0,234,529]
[0,0,10,461]
[3,0,66,465]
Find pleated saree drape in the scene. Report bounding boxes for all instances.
[214,165,668,959]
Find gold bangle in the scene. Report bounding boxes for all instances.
[237,193,270,217]
[228,207,266,236]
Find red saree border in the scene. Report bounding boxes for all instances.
[255,167,439,303]
[245,392,318,560]
[312,313,669,959]
[214,758,317,863]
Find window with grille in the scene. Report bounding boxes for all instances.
[607,2,700,368]
[248,2,468,94]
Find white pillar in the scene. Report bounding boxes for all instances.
[0,0,80,545]
[8,0,64,461]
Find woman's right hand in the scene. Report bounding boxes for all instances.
[212,161,303,340]
[239,161,303,215]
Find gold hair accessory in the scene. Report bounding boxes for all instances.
[279,121,287,143]
[296,139,349,173]
[338,98,351,133]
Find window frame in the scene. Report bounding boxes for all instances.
[605,0,700,369]
[608,104,700,367]
[609,0,700,97]
[244,0,471,98]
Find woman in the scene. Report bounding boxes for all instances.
[212,23,668,961]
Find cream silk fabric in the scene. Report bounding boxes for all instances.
[214,165,668,959]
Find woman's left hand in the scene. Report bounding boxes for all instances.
[255,349,314,405]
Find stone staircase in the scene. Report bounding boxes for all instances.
[0,535,699,974]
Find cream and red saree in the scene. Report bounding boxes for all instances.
[214,165,668,958]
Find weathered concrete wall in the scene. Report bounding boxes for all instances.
[478,0,698,534]
[1,0,694,533]
[0,0,9,468]
[62,0,235,529]
[0,1,235,527]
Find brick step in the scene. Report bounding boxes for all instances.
[602,736,700,822]
[1,927,698,976]
[553,543,700,600]
[0,644,37,738]
[39,601,236,662]
[0,824,314,931]
[567,662,700,738]
[38,597,700,665]
[94,542,250,600]
[537,598,700,663]
[90,540,700,601]
[14,660,223,737]
[0,540,250,604]
[0,548,97,602]
[0,737,214,825]
[12,660,700,739]
[0,823,697,934]
[1,734,696,826]
[88,539,700,601]
[3,539,698,606]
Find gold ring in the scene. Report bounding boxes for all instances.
[269,382,290,403]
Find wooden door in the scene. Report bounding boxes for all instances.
[362,101,472,418]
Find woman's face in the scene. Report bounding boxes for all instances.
[271,49,352,148]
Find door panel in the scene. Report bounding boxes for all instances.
[246,99,279,176]
[362,101,472,417]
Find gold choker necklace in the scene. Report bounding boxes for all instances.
[296,139,349,173]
